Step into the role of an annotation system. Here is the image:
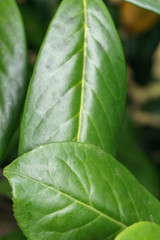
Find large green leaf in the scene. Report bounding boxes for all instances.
[115,222,160,240]
[19,0,126,156]
[4,142,160,240]
[0,0,27,163]
[124,0,160,15]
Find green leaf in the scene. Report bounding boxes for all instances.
[0,179,11,198]
[2,127,19,166]
[18,4,46,50]
[115,222,160,240]
[19,0,126,156]
[0,0,27,163]
[124,0,160,15]
[4,142,160,240]
[117,114,160,197]
[0,230,26,240]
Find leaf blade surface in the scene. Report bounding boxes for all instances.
[115,221,160,240]
[4,142,160,240]
[19,0,126,156]
[0,0,27,163]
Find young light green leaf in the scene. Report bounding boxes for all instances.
[124,0,160,15]
[0,0,27,163]
[4,142,160,240]
[115,222,160,240]
[19,0,126,156]
[0,230,26,240]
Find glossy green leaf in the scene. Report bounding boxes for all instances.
[0,230,26,240]
[19,0,126,156]
[115,222,160,240]
[0,0,27,163]
[4,142,160,240]
[124,0,160,15]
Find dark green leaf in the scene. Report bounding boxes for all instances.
[2,127,19,167]
[18,4,46,49]
[117,114,160,197]
[124,0,160,15]
[115,222,160,240]
[4,142,160,240]
[0,179,11,198]
[19,0,126,156]
[0,230,26,240]
[0,0,27,163]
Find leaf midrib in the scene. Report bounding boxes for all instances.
[77,0,87,141]
[5,170,126,229]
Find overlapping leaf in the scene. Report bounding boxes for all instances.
[4,143,160,240]
[0,0,27,163]
[124,0,160,15]
[115,222,160,240]
[19,0,126,156]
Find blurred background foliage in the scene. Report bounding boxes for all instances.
[0,0,160,237]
